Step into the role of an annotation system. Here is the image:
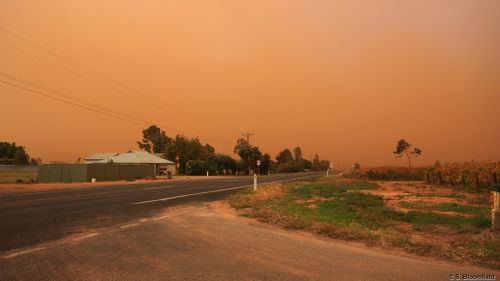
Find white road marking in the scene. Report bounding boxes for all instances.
[2,246,45,259]
[74,233,101,241]
[143,184,190,191]
[153,215,170,221]
[132,174,321,205]
[132,184,252,205]
[120,223,140,229]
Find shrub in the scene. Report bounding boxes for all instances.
[366,169,422,181]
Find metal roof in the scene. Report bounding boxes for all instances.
[83,153,118,161]
[94,151,174,164]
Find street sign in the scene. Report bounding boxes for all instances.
[257,160,261,166]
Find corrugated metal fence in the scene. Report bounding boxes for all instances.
[38,164,155,183]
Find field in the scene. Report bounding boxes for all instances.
[229,177,499,269]
[0,170,38,184]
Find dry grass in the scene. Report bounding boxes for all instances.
[228,178,499,269]
[0,171,37,184]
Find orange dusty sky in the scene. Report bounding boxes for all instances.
[1,1,499,167]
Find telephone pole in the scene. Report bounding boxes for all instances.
[242,132,254,175]
[242,132,254,144]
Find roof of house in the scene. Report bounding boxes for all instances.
[83,153,118,161]
[154,153,166,159]
[94,151,174,164]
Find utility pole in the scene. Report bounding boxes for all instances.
[242,132,254,175]
[242,132,254,144]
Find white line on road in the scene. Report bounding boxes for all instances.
[120,223,140,229]
[152,215,170,221]
[74,233,101,241]
[143,184,191,191]
[132,184,252,205]
[132,174,320,205]
[2,246,45,259]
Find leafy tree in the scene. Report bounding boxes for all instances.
[312,154,321,171]
[212,154,238,175]
[185,160,206,175]
[0,142,30,165]
[319,160,330,171]
[277,162,301,173]
[310,154,330,171]
[352,162,361,175]
[259,153,273,175]
[393,139,422,175]
[137,125,171,153]
[302,159,313,171]
[293,147,303,162]
[30,157,42,165]
[276,149,294,165]
[14,148,29,165]
[164,135,215,174]
[233,138,262,174]
[234,138,252,174]
[248,146,263,173]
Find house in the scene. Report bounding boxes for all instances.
[83,153,118,163]
[84,151,176,176]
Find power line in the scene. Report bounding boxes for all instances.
[0,26,241,145]
[0,78,145,126]
[0,71,152,125]
[0,26,200,119]
[0,77,233,145]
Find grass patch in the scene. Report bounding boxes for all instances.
[399,202,491,229]
[228,178,498,268]
[0,171,37,184]
[467,196,490,205]
[415,193,465,199]
[405,211,490,230]
[435,203,489,216]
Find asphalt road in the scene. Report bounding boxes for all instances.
[1,202,497,281]
[0,172,323,252]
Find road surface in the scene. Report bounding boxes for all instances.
[0,172,322,252]
[1,201,497,281]
[1,172,498,280]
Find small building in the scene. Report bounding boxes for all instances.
[85,150,176,176]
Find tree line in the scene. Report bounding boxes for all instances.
[0,141,41,165]
[137,125,330,175]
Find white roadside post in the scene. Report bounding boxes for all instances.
[207,171,209,177]
[327,162,334,176]
[254,174,257,191]
[491,184,500,230]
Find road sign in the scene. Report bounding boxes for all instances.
[257,160,261,166]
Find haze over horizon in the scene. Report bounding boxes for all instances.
[1,0,499,167]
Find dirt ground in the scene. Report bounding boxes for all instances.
[361,181,485,213]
